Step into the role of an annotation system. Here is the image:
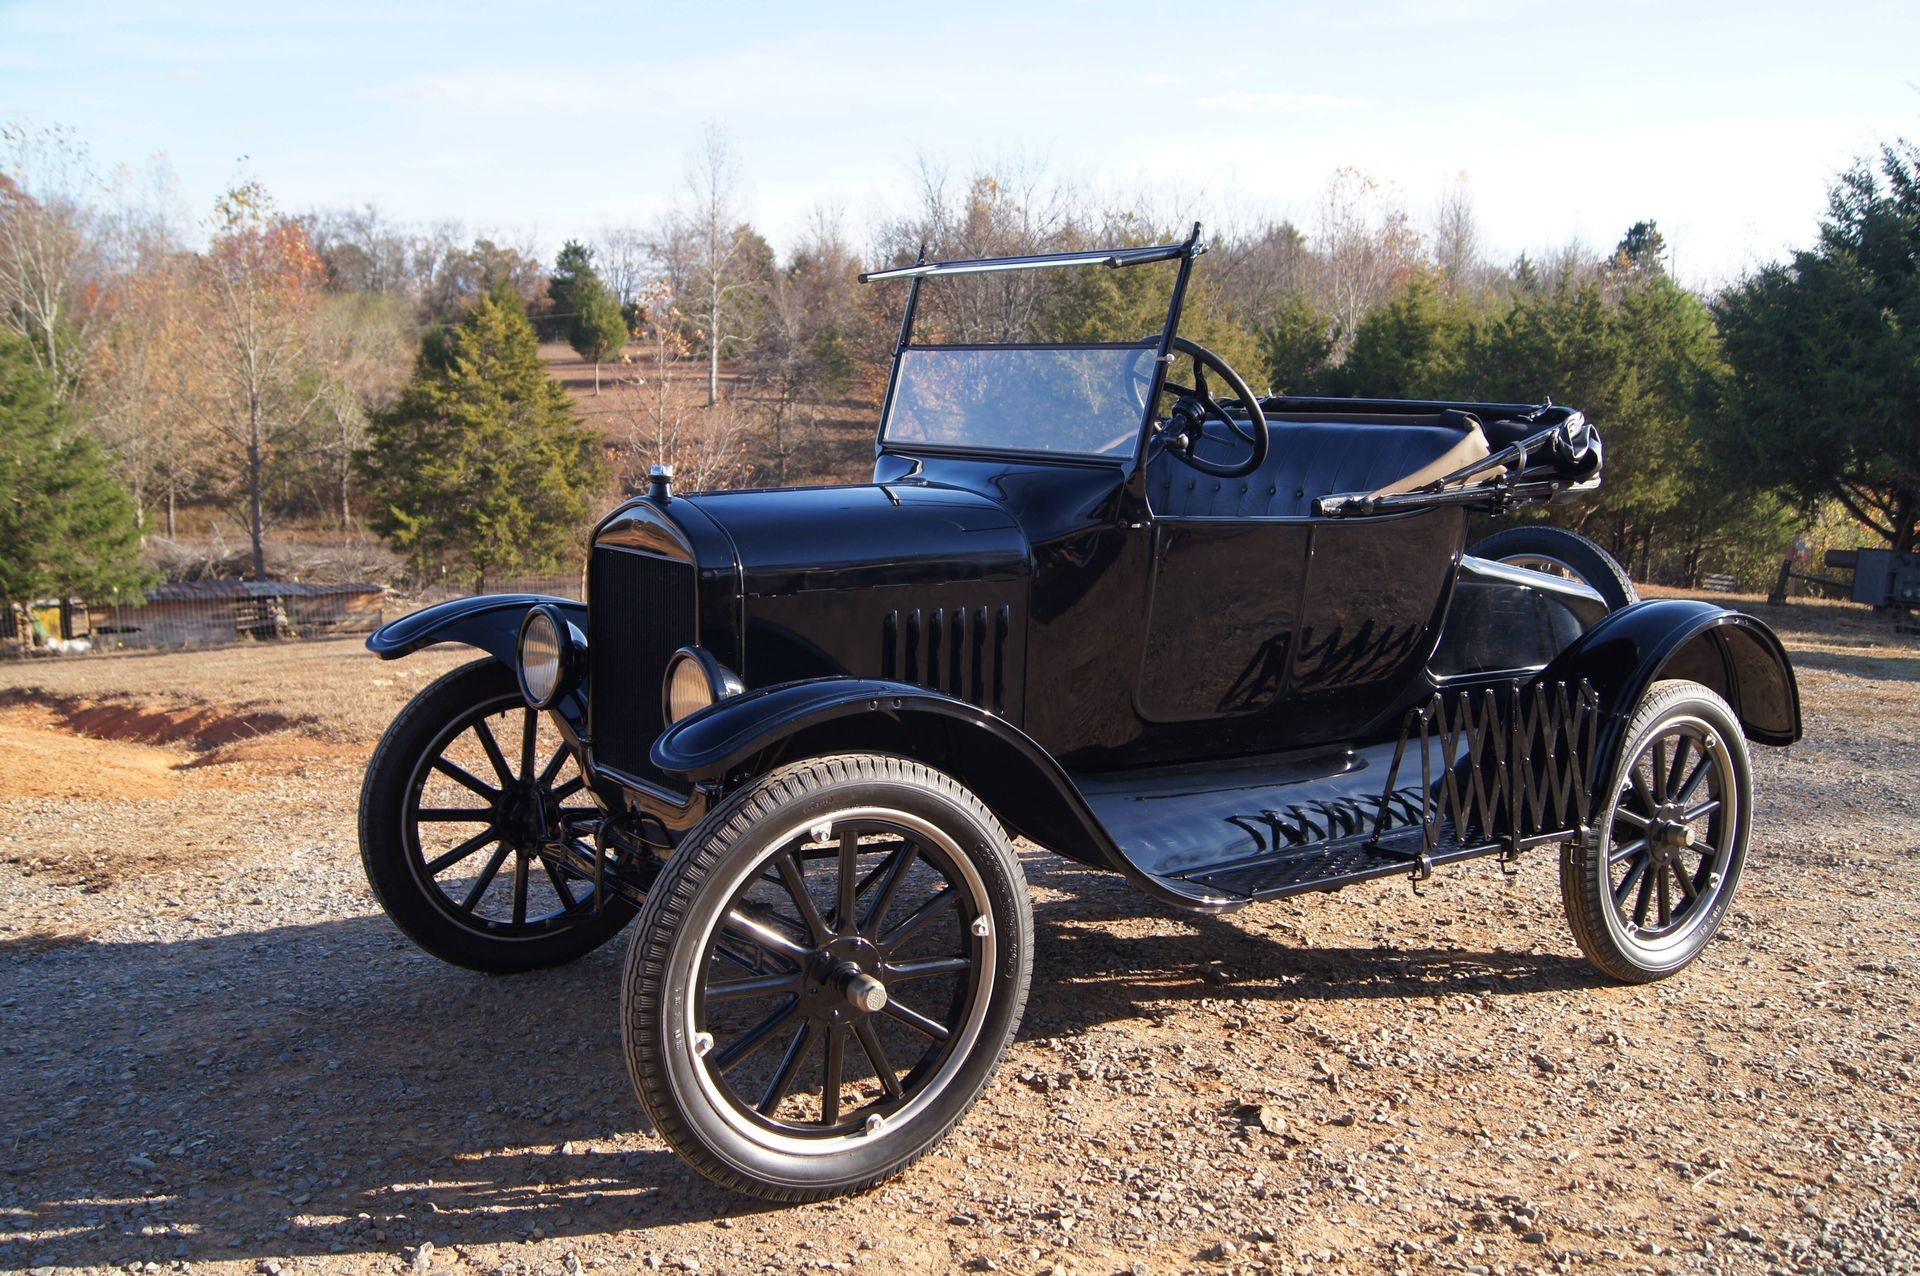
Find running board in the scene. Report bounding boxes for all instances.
[1085,679,1601,908]
[1178,825,1497,901]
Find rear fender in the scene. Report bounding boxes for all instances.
[1534,599,1801,780]
[367,593,589,732]
[650,678,1230,910]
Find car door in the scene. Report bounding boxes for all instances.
[1133,494,1463,761]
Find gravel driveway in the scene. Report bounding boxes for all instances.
[1,602,1914,1276]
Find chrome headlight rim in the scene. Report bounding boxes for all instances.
[662,646,744,727]
[516,604,575,709]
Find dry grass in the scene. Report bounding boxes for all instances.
[0,636,472,744]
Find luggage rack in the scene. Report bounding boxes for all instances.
[1175,679,1600,902]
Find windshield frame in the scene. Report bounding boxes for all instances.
[867,226,1203,468]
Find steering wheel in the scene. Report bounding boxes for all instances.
[1157,336,1268,479]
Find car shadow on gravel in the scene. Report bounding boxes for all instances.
[1016,859,1610,1036]
[3,861,1603,1269]
[1788,645,1920,683]
[0,914,791,1270]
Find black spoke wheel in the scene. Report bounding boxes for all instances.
[1469,526,1638,612]
[1561,679,1752,982]
[359,659,636,972]
[623,754,1031,1201]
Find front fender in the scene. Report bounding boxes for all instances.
[368,594,590,738]
[651,679,1004,780]
[650,678,1232,910]
[367,594,586,665]
[1535,599,1801,774]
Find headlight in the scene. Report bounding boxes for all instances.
[663,647,744,726]
[517,606,571,708]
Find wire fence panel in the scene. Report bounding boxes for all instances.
[4,570,587,659]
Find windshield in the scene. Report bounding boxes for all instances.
[882,343,1158,457]
[873,247,1188,459]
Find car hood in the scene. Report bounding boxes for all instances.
[683,482,1032,596]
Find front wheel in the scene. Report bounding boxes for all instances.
[358,658,636,973]
[1561,679,1753,982]
[621,754,1032,1201]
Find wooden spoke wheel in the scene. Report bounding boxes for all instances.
[1561,679,1752,982]
[622,754,1031,1201]
[359,659,635,972]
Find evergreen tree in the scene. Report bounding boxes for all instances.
[567,269,628,395]
[1330,273,1468,398]
[549,239,594,313]
[1611,220,1670,277]
[1260,291,1336,396]
[363,296,608,586]
[0,332,154,601]
[1715,142,1920,553]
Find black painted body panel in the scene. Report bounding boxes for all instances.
[560,414,1798,912]
[1535,598,1802,759]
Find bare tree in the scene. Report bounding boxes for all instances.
[611,278,747,492]
[192,181,328,579]
[86,249,215,538]
[0,122,110,399]
[877,156,1080,343]
[673,124,760,406]
[1209,217,1313,326]
[592,223,651,307]
[308,291,412,528]
[1433,172,1486,301]
[300,203,423,298]
[1316,167,1422,352]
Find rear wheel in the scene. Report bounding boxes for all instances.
[1561,679,1752,982]
[1471,525,1638,612]
[622,754,1032,1201]
[359,659,636,973]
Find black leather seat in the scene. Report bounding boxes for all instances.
[1146,417,1482,519]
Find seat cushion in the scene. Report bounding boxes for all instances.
[1147,417,1488,519]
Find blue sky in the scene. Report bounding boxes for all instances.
[3,0,1915,286]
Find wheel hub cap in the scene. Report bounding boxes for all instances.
[801,936,887,1021]
[1648,802,1693,863]
[838,965,888,1014]
[496,783,553,848]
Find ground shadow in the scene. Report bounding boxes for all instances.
[0,855,1600,1269]
[1788,645,1920,684]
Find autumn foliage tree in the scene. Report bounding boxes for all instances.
[193,182,328,579]
[364,295,607,586]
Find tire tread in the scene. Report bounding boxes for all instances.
[621,752,1031,1202]
[1560,678,1749,983]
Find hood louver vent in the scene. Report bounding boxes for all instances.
[881,605,1010,714]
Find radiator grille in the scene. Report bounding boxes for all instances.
[590,547,696,783]
[881,604,1010,713]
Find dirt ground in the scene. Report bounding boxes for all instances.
[1,598,1915,1276]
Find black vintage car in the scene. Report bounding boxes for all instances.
[358,229,1801,1201]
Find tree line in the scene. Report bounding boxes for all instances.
[3,119,1916,599]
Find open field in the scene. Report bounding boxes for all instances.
[0,598,1915,1276]
[538,343,876,490]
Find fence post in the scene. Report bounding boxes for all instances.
[1767,557,1792,606]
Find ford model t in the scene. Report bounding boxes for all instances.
[358,229,1801,1201]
